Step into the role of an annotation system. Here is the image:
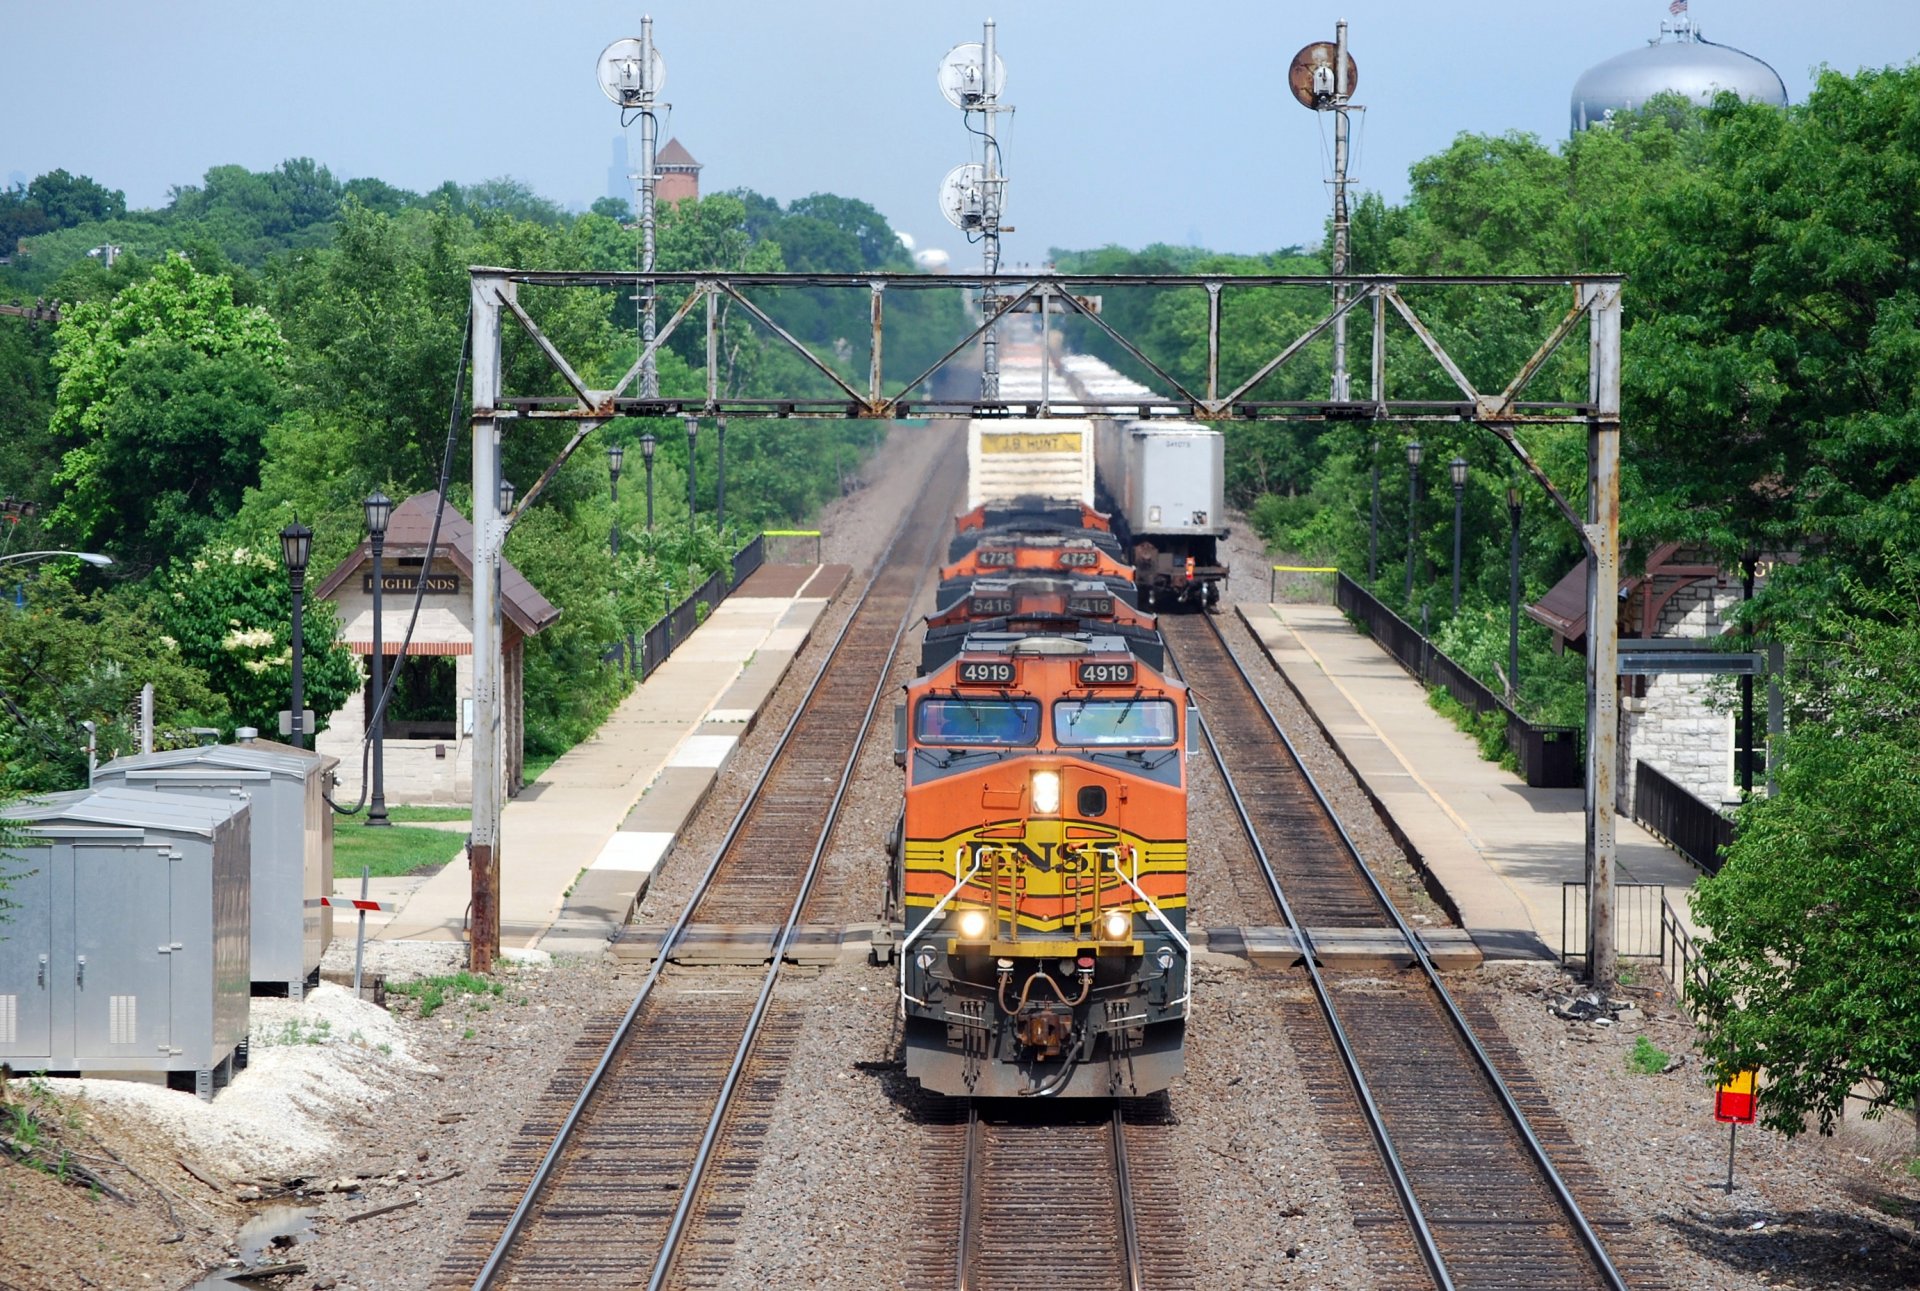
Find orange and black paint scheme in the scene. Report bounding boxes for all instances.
[920,575,1163,673]
[893,632,1191,1098]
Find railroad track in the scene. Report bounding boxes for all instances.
[913,1098,1188,1291]
[1162,613,1658,1291]
[437,441,963,1290]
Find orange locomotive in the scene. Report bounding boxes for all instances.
[892,631,1191,1098]
[920,575,1163,673]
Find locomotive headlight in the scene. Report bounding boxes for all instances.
[1102,908,1132,940]
[957,909,990,940]
[1031,770,1061,815]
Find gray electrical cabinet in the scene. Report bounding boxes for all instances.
[0,786,251,1099]
[94,739,336,997]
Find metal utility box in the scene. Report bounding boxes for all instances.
[1116,423,1227,538]
[967,419,1096,509]
[93,739,336,997]
[0,786,251,1098]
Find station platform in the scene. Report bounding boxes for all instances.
[367,563,850,954]
[1236,602,1705,961]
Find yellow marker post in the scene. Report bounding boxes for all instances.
[1270,565,1339,602]
[1713,1069,1758,1191]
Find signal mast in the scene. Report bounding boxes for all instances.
[937,20,1012,400]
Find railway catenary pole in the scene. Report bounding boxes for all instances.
[1330,19,1352,402]
[634,16,660,398]
[469,271,509,974]
[978,18,1007,401]
[1583,281,1622,998]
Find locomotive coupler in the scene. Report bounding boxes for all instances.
[1013,1002,1075,1057]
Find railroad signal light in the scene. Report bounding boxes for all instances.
[1714,1070,1757,1124]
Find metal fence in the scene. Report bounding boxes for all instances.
[1336,574,1581,788]
[631,533,769,679]
[1633,759,1735,875]
[731,533,766,589]
[1560,881,1669,967]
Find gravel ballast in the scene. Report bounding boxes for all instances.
[7,474,1917,1291]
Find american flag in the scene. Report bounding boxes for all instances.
[1669,0,1688,14]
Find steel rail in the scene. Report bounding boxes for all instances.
[470,445,956,1290]
[646,459,956,1289]
[1111,1107,1145,1291]
[1168,613,1631,1291]
[1162,622,1455,1291]
[954,1106,979,1291]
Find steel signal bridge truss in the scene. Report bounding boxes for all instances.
[464,267,1626,994]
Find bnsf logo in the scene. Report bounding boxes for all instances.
[978,550,1017,568]
[1059,551,1100,568]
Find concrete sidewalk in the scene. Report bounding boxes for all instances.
[1236,602,1703,961]
[369,564,849,953]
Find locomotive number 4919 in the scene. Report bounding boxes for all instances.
[959,661,1017,685]
[1077,661,1135,686]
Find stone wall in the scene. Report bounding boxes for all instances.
[1618,567,1754,815]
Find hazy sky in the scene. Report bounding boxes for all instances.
[9,1,1916,260]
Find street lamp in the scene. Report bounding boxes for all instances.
[640,433,658,531]
[362,492,393,827]
[498,477,516,518]
[1404,441,1422,604]
[685,416,699,527]
[1449,456,1469,615]
[1507,484,1523,705]
[279,519,312,749]
[606,441,624,558]
[1367,438,1380,585]
[715,414,728,532]
[0,549,113,570]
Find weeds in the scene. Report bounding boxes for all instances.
[388,970,505,1020]
[260,1016,335,1047]
[1627,1034,1671,1075]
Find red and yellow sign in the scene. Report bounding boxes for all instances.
[1714,1070,1757,1124]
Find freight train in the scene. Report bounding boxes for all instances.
[890,368,1199,1098]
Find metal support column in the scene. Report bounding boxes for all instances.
[469,271,510,975]
[1329,20,1352,402]
[1584,282,1622,997]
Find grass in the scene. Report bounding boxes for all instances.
[332,822,465,879]
[1426,687,1521,775]
[388,970,505,1020]
[383,805,472,823]
[1627,1034,1671,1075]
[522,751,561,784]
[258,1017,334,1047]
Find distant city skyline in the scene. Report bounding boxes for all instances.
[7,1,1915,259]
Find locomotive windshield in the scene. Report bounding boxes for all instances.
[916,698,1042,746]
[1053,698,1178,746]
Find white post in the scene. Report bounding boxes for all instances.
[469,270,510,974]
[980,17,1001,401]
[140,682,154,755]
[1584,282,1622,997]
[1329,19,1351,402]
[637,16,659,398]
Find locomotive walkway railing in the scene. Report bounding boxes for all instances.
[1631,758,1735,875]
[1336,574,1581,788]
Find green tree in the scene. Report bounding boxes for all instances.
[46,254,286,568]
[1690,570,1920,1135]
[151,544,360,737]
[0,576,228,793]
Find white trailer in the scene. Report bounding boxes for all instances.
[966,419,1096,510]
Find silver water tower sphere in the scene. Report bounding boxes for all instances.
[1571,11,1787,133]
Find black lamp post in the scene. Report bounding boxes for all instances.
[685,416,699,527]
[640,433,657,531]
[279,518,312,749]
[1506,484,1523,705]
[498,476,516,519]
[1449,456,1469,615]
[1367,437,1380,585]
[1404,441,1422,604]
[606,440,624,558]
[363,492,393,826]
[715,414,727,532]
